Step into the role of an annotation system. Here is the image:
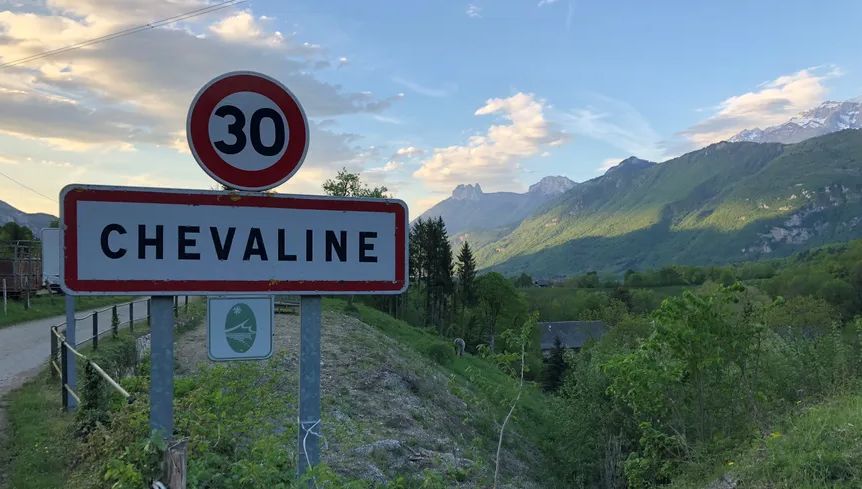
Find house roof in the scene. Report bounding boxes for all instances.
[538,321,607,350]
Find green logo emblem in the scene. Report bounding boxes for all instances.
[225,303,257,353]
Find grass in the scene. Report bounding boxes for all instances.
[0,295,130,329]
[0,371,75,489]
[670,387,862,489]
[0,307,192,489]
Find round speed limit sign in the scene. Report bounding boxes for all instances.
[187,71,309,191]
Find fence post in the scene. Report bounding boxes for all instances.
[50,327,57,378]
[130,301,134,333]
[184,295,189,311]
[92,312,98,350]
[173,296,178,318]
[112,305,118,336]
[65,295,77,409]
[60,339,68,411]
[147,299,151,326]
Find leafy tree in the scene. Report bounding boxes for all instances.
[0,222,33,242]
[456,242,478,309]
[476,272,520,351]
[322,167,388,198]
[541,337,566,391]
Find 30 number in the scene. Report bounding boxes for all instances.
[213,105,286,157]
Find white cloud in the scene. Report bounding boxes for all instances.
[466,4,481,18]
[367,160,403,173]
[679,67,838,148]
[209,10,288,47]
[537,0,559,6]
[395,146,423,158]
[414,92,567,191]
[337,56,349,67]
[563,93,665,161]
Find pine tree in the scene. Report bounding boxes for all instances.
[456,241,478,309]
[541,336,567,391]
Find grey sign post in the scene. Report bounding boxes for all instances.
[64,293,77,409]
[297,296,322,477]
[149,296,174,437]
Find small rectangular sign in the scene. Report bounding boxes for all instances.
[60,184,408,295]
[207,296,273,361]
[41,228,60,286]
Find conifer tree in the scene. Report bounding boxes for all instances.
[456,241,478,309]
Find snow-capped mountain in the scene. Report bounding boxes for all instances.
[729,100,861,144]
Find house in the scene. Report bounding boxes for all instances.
[538,321,607,354]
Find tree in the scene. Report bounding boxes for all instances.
[476,272,519,351]
[456,241,478,309]
[0,222,33,242]
[513,272,533,288]
[409,217,454,329]
[541,336,566,391]
[322,167,388,198]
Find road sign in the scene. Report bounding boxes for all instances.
[60,184,408,295]
[40,228,60,287]
[187,71,309,191]
[207,296,273,361]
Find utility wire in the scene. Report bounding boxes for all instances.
[0,168,57,202]
[0,0,247,69]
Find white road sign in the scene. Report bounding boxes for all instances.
[60,184,408,295]
[208,296,273,361]
[40,228,60,286]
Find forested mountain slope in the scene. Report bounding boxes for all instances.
[474,129,862,276]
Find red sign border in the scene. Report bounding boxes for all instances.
[60,185,408,295]
[186,71,310,191]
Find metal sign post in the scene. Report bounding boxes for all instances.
[2,278,6,315]
[64,294,77,409]
[297,296,322,476]
[150,296,174,437]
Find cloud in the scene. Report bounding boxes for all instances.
[537,0,559,6]
[337,56,349,67]
[395,146,423,158]
[0,1,398,156]
[367,160,403,173]
[679,67,838,148]
[208,11,291,48]
[414,92,567,191]
[563,93,665,161]
[466,4,481,18]
[392,76,456,98]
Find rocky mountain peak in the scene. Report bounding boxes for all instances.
[528,176,576,195]
[451,183,484,201]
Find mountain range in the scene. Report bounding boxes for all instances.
[729,100,861,144]
[417,175,575,236]
[0,200,56,235]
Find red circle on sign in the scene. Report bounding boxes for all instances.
[187,71,309,191]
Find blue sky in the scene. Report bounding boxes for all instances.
[0,0,860,215]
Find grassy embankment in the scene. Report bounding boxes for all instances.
[1,299,560,488]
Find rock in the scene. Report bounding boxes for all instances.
[353,438,402,456]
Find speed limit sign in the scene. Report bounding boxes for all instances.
[187,71,309,191]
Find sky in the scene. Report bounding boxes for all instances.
[0,0,860,217]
